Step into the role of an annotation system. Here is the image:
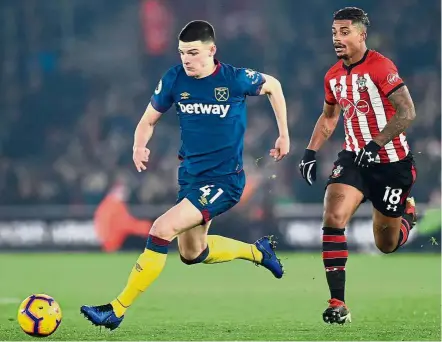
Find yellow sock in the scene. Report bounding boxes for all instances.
[111,235,169,317]
[202,235,263,264]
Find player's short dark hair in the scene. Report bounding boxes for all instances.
[333,7,370,28]
[178,20,215,43]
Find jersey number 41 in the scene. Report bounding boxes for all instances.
[199,185,224,204]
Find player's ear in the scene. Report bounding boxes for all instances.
[209,44,217,57]
[360,31,367,42]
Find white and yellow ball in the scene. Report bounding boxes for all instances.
[17,294,62,337]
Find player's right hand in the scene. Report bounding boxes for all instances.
[133,146,150,172]
[270,135,290,161]
[299,149,317,186]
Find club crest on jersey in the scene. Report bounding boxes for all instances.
[214,87,229,102]
[180,92,190,100]
[331,165,343,178]
[356,75,368,92]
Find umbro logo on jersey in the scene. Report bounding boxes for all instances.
[180,92,190,100]
[178,102,231,118]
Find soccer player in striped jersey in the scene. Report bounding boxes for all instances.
[298,7,417,324]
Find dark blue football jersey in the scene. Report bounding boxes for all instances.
[150,60,266,178]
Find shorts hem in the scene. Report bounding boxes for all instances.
[325,179,366,200]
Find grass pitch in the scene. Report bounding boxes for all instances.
[0,252,440,341]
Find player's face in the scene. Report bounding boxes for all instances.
[178,40,216,77]
[332,20,365,60]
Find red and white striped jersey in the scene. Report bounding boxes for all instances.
[324,49,410,163]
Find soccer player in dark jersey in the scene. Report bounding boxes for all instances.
[81,20,290,330]
[298,7,417,324]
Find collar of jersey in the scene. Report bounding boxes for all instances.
[212,59,222,76]
[342,49,370,73]
[191,59,221,80]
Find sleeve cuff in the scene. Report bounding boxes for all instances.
[386,83,405,97]
[150,98,169,113]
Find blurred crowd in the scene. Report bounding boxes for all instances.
[0,0,440,208]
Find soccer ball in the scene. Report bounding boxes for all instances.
[17,294,62,337]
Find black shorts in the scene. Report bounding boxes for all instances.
[326,150,417,218]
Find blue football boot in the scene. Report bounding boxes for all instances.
[80,304,124,331]
[254,236,284,278]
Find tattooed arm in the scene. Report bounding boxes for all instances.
[373,86,416,147]
[307,102,341,151]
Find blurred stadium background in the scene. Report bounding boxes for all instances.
[0,0,440,340]
[0,0,439,253]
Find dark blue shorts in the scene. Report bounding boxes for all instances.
[177,168,246,223]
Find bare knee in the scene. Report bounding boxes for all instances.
[149,216,178,241]
[374,225,398,254]
[178,243,205,261]
[323,185,362,228]
[323,192,349,227]
[323,211,350,228]
[178,241,209,265]
[373,210,401,254]
[149,199,206,241]
[375,238,397,254]
[177,224,210,263]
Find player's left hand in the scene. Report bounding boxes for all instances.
[354,140,381,168]
[270,135,290,161]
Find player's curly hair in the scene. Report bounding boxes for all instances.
[179,20,215,43]
[333,7,370,28]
